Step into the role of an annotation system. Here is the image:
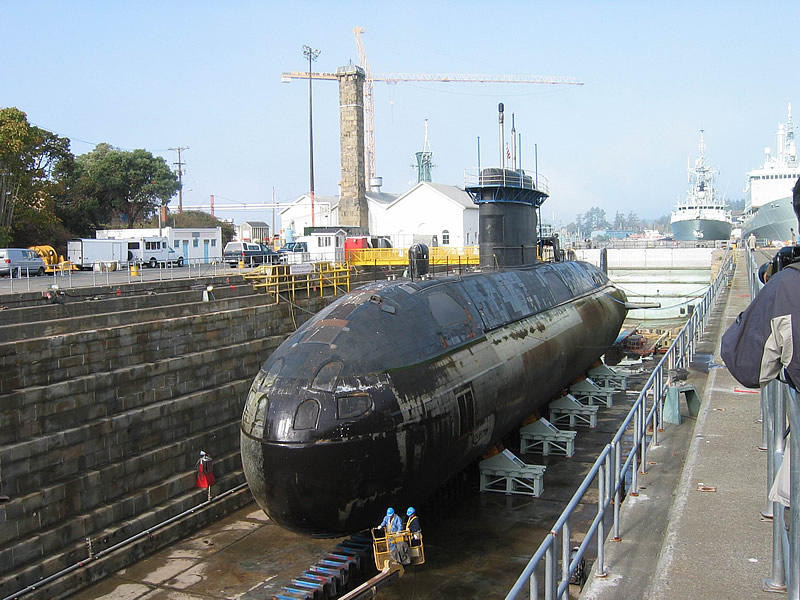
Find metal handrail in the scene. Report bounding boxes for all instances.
[464,168,550,195]
[745,247,799,598]
[506,248,734,599]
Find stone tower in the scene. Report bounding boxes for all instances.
[336,65,369,229]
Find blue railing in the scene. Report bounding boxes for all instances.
[506,248,734,599]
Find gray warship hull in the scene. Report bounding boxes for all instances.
[741,195,797,242]
[671,218,732,241]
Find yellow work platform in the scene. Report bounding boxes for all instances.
[346,246,480,267]
[244,261,351,303]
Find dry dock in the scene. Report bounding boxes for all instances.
[7,249,779,599]
[70,356,683,599]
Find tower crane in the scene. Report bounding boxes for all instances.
[281,27,584,186]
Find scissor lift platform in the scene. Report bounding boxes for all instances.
[520,418,577,457]
[479,449,546,496]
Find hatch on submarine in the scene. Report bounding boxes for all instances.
[241,104,628,536]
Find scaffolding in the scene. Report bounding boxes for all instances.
[244,262,350,303]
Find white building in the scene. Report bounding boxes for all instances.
[279,195,338,240]
[299,227,348,262]
[279,183,478,248]
[370,182,479,248]
[237,221,270,243]
[96,227,223,264]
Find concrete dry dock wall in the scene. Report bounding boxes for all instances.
[575,247,722,320]
[0,282,258,336]
[0,277,334,600]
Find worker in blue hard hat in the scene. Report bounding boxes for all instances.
[379,507,403,533]
[405,507,421,539]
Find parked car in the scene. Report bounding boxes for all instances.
[0,248,46,277]
[223,242,280,267]
[277,241,308,254]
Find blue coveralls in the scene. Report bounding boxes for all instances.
[380,513,403,533]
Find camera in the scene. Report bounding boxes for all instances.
[758,244,800,284]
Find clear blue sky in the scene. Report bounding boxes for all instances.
[4,1,799,230]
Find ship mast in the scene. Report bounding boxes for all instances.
[786,103,796,165]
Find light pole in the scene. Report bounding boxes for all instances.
[303,44,320,227]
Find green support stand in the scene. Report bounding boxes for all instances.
[664,385,702,424]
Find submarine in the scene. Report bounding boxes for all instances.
[241,105,628,536]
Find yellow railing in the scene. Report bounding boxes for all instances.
[371,527,425,570]
[346,246,480,267]
[244,261,351,303]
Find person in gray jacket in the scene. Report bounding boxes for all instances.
[721,178,800,389]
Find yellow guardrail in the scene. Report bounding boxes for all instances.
[244,261,351,303]
[346,246,480,266]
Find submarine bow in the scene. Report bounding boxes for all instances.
[241,260,627,536]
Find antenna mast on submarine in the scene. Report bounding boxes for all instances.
[511,114,517,170]
[499,103,505,170]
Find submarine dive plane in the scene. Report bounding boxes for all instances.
[241,105,628,536]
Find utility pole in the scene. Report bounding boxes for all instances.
[169,146,189,214]
[303,45,320,227]
[271,187,276,248]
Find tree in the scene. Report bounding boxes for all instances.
[0,107,72,246]
[141,209,236,245]
[53,156,101,239]
[77,143,180,229]
[581,207,610,231]
[654,214,671,231]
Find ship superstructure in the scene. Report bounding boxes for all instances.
[670,131,732,241]
[741,104,800,242]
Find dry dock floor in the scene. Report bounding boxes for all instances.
[72,369,654,599]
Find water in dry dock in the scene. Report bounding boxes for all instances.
[72,363,656,600]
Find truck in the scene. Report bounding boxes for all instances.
[277,240,312,264]
[223,241,280,267]
[125,237,185,267]
[344,235,392,251]
[67,239,129,270]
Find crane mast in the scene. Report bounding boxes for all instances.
[353,27,377,187]
[281,30,584,188]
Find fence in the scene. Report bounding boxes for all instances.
[0,259,289,294]
[506,248,735,600]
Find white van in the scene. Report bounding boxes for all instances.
[126,237,185,268]
[0,248,46,277]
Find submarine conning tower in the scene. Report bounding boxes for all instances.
[465,103,549,269]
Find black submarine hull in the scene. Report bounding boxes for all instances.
[241,260,627,536]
